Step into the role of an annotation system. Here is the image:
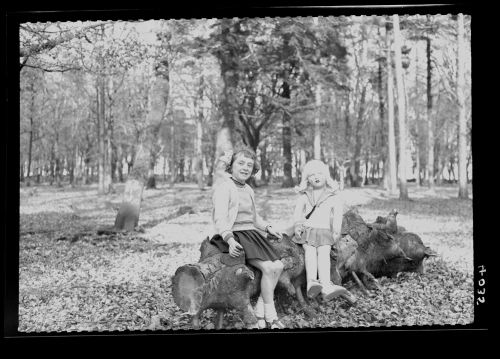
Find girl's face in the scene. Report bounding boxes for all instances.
[307,171,326,189]
[231,154,254,183]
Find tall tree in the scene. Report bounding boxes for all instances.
[281,66,294,188]
[425,18,435,190]
[456,13,468,199]
[393,14,409,200]
[211,19,246,185]
[314,83,322,160]
[385,20,398,195]
[313,17,322,160]
[195,75,205,190]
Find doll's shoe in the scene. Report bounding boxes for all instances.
[266,319,285,329]
[321,282,349,302]
[307,280,323,298]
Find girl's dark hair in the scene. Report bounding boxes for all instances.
[225,149,261,176]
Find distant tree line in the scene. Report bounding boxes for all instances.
[19,14,471,199]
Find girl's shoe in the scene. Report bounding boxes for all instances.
[321,282,349,302]
[266,319,285,329]
[307,280,323,298]
[256,316,266,329]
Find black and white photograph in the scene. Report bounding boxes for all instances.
[5,4,486,337]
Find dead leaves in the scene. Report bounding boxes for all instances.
[19,184,473,332]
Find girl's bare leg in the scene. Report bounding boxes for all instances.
[248,258,284,326]
[248,259,276,304]
[271,260,284,287]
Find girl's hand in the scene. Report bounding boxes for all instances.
[267,226,283,242]
[294,224,304,239]
[227,237,244,257]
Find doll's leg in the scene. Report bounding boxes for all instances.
[303,244,322,298]
[318,245,349,301]
[317,245,332,284]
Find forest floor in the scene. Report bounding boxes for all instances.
[18,181,474,332]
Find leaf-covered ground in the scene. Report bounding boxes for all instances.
[18,182,474,332]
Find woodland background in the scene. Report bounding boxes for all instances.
[17,13,474,332]
[19,14,471,195]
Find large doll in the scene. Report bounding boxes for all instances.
[293,160,354,302]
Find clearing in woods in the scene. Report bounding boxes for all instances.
[18,182,473,332]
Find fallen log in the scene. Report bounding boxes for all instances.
[336,208,409,291]
[370,231,438,277]
[340,208,436,282]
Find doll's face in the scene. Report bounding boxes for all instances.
[231,154,254,183]
[307,171,326,189]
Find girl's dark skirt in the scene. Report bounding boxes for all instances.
[210,230,280,262]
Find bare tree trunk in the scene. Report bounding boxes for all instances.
[117,146,124,183]
[111,138,117,183]
[55,155,62,187]
[97,78,105,194]
[415,144,421,186]
[212,19,241,187]
[377,35,386,189]
[457,13,469,199]
[386,21,398,195]
[393,14,409,200]
[195,77,205,190]
[281,80,294,188]
[260,140,268,185]
[20,160,25,183]
[364,153,370,186]
[169,118,177,188]
[426,23,435,189]
[162,154,167,182]
[27,80,35,187]
[146,150,157,189]
[178,158,185,182]
[105,132,112,191]
[96,26,107,194]
[314,83,322,160]
[466,152,472,183]
[113,146,148,232]
[434,142,441,185]
[414,44,421,188]
[352,86,366,188]
[73,150,81,187]
[329,89,337,170]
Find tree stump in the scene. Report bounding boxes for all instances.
[113,179,145,231]
[172,242,257,329]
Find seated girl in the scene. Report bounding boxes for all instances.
[211,148,286,329]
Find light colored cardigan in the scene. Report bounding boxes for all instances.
[212,174,270,241]
[293,187,344,243]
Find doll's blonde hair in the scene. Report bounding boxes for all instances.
[294,159,339,193]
